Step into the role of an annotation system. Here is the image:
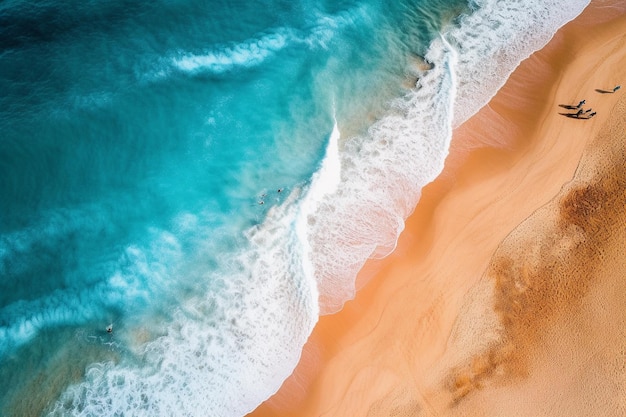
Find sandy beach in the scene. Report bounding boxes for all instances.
[249,1,626,416]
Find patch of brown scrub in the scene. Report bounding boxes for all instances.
[444,96,626,407]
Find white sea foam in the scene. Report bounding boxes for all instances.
[303,0,590,313]
[297,118,341,291]
[307,2,372,49]
[47,192,318,417]
[449,0,591,126]
[174,29,294,74]
[172,4,371,75]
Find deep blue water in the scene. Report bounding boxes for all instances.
[0,0,588,415]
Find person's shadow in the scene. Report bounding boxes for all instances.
[596,86,620,94]
[559,112,583,119]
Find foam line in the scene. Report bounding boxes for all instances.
[297,116,341,299]
[172,4,372,75]
[174,29,294,74]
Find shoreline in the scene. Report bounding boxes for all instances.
[249,1,626,416]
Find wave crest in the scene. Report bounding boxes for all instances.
[173,29,294,74]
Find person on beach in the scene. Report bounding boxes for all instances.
[575,108,584,117]
[614,85,621,92]
[577,99,586,108]
[589,111,596,117]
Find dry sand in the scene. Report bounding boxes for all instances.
[249,1,626,416]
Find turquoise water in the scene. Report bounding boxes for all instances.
[0,0,589,415]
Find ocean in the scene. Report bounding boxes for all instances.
[0,0,589,415]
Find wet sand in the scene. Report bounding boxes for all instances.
[249,1,626,416]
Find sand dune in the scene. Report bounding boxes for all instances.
[249,2,626,416]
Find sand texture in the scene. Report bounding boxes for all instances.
[249,1,626,416]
